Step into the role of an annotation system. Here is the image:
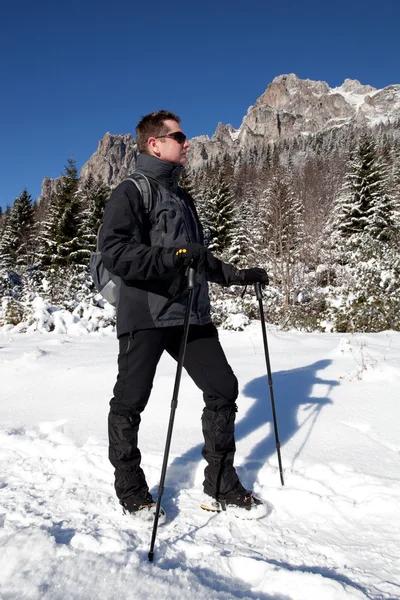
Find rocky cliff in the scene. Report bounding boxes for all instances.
[79,132,137,186]
[187,74,400,167]
[40,74,400,199]
[39,133,137,202]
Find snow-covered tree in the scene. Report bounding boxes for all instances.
[0,189,35,271]
[322,136,400,332]
[228,185,260,266]
[263,170,305,305]
[77,174,110,263]
[205,169,236,256]
[334,136,396,246]
[227,201,251,266]
[38,158,82,268]
[327,239,400,332]
[388,142,400,241]
[179,167,196,198]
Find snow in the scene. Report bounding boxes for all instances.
[331,88,376,109]
[229,128,241,141]
[1,322,400,599]
[329,81,400,127]
[333,90,370,109]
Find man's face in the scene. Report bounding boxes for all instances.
[149,119,190,165]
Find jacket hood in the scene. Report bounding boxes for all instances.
[135,153,183,193]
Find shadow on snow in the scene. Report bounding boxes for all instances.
[154,359,338,504]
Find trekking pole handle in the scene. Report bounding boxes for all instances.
[254,282,264,301]
[187,266,196,289]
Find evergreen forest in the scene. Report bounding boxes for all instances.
[1,121,400,333]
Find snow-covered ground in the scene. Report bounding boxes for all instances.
[0,322,399,600]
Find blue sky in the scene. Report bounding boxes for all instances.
[1,0,399,210]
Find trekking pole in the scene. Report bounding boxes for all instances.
[254,282,284,486]
[148,266,196,562]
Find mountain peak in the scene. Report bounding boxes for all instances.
[51,74,399,188]
[257,74,330,109]
[187,74,400,168]
[336,78,376,95]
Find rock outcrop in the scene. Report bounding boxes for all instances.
[40,74,400,198]
[187,74,400,167]
[79,132,137,186]
[39,133,137,202]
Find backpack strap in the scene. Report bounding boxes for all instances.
[124,172,153,213]
[95,173,152,253]
[96,223,103,251]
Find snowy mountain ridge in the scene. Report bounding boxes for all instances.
[187,74,400,166]
[39,74,400,199]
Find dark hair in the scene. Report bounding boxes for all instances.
[136,110,181,153]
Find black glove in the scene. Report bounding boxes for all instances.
[232,267,269,285]
[173,243,208,271]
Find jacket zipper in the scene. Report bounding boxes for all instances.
[174,194,192,242]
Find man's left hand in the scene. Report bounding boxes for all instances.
[232,268,269,285]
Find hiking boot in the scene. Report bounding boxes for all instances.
[200,489,267,520]
[120,493,166,524]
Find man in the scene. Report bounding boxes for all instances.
[100,110,269,520]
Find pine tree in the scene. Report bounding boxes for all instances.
[0,189,35,271]
[77,174,110,263]
[205,169,236,255]
[323,136,400,332]
[228,198,254,266]
[38,158,82,268]
[0,206,7,245]
[228,183,262,266]
[335,136,396,245]
[179,167,196,198]
[389,142,400,240]
[393,144,400,196]
[368,190,398,243]
[193,185,213,247]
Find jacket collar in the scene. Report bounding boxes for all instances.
[135,153,182,192]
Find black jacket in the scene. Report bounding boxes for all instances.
[100,153,238,337]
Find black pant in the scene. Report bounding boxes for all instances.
[108,323,243,505]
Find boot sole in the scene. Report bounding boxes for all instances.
[122,504,167,525]
[200,496,269,520]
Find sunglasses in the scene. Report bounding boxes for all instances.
[154,131,187,144]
